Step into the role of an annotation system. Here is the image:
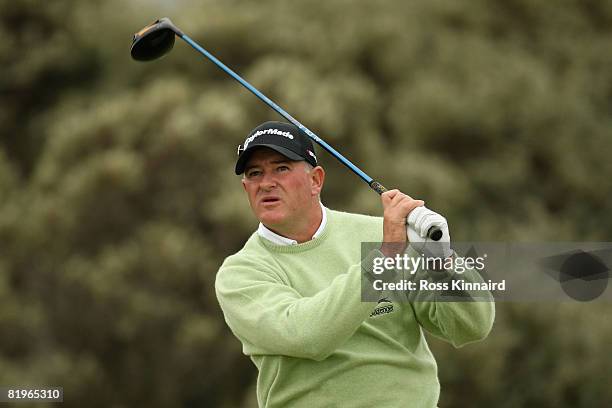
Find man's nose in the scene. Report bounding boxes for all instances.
[259,171,278,190]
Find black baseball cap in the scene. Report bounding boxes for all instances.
[235,121,318,175]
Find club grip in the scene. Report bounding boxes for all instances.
[369,180,387,195]
[370,180,442,241]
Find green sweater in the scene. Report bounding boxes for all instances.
[215,209,494,407]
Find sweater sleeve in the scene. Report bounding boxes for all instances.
[215,249,383,361]
[407,249,495,348]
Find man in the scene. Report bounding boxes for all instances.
[215,121,495,407]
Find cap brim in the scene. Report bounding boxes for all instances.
[235,144,305,175]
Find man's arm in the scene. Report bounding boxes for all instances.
[407,249,496,348]
[383,193,495,348]
[215,249,383,361]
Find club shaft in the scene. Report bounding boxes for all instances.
[180,34,374,185]
[179,33,442,241]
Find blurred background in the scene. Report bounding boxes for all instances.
[1,0,611,406]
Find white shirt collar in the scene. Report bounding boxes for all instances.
[257,202,327,246]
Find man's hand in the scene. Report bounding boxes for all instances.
[380,189,424,257]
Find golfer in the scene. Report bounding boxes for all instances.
[215,121,495,407]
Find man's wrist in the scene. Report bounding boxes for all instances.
[380,242,407,258]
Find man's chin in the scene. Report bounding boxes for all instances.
[257,209,287,226]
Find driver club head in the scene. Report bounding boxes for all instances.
[131,18,180,61]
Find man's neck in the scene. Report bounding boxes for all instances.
[264,202,323,244]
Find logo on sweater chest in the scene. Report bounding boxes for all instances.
[370,297,394,318]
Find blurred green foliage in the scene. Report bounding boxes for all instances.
[1,0,611,406]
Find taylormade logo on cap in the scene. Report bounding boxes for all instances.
[243,128,294,149]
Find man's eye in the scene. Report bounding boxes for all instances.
[277,166,289,172]
[246,170,261,178]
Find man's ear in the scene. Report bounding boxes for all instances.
[310,166,325,196]
[241,177,247,191]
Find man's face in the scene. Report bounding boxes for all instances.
[241,148,323,228]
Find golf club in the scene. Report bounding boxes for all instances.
[130,18,443,241]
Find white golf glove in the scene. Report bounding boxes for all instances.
[407,206,453,258]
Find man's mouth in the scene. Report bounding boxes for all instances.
[260,196,281,204]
